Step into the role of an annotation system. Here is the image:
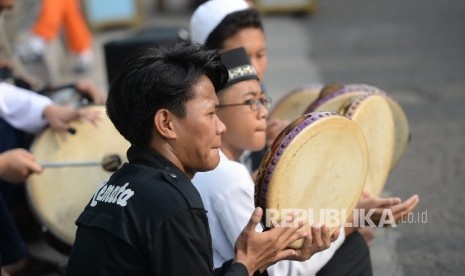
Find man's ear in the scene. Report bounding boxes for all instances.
[154,109,176,139]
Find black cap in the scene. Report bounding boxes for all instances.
[220,47,259,88]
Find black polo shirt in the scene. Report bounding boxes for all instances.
[66,146,248,276]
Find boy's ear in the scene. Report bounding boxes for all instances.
[154,109,176,139]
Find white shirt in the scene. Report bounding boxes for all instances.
[0,82,52,133]
[193,150,346,276]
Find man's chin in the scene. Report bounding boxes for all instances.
[199,151,220,172]
[197,164,218,173]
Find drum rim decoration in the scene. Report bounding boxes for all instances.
[305,83,410,169]
[304,83,383,114]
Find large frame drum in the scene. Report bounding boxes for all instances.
[27,105,130,254]
[255,112,368,248]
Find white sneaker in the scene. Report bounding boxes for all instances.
[72,49,94,73]
[15,35,46,63]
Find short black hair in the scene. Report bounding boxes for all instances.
[204,8,264,50]
[106,40,228,148]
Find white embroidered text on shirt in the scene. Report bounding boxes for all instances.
[90,181,135,207]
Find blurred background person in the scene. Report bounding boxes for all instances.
[15,0,94,73]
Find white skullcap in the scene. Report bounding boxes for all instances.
[190,0,250,45]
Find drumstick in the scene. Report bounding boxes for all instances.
[40,154,122,172]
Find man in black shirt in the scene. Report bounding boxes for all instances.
[66,41,332,275]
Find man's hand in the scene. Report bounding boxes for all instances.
[356,194,420,226]
[0,149,42,184]
[43,104,101,131]
[233,207,332,274]
[290,223,336,262]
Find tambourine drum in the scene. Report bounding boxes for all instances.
[341,94,395,196]
[255,112,368,249]
[305,83,410,169]
[269,84,322,122]
[26,105,130,254]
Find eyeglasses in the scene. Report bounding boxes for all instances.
[218,96,272,111]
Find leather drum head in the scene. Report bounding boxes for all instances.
[27,105,130,251]
[305,83,410,170]
[343,94,395,196]
[255,112,368,249]
[269,84,322,121]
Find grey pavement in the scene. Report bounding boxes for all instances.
[10,0,465,275]
[309,1,465,275]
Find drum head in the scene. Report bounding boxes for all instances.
[27,105,130,253]
[255,112,368,249]
[305,83,410,170]
[269,84,322,121]
[343,94,395,196]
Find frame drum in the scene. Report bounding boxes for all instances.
[26,105,130,253]
[304,83,410,170]
[269,84,322,122]
[255,112,368,249]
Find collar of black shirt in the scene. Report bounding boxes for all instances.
[126,145,205,209]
